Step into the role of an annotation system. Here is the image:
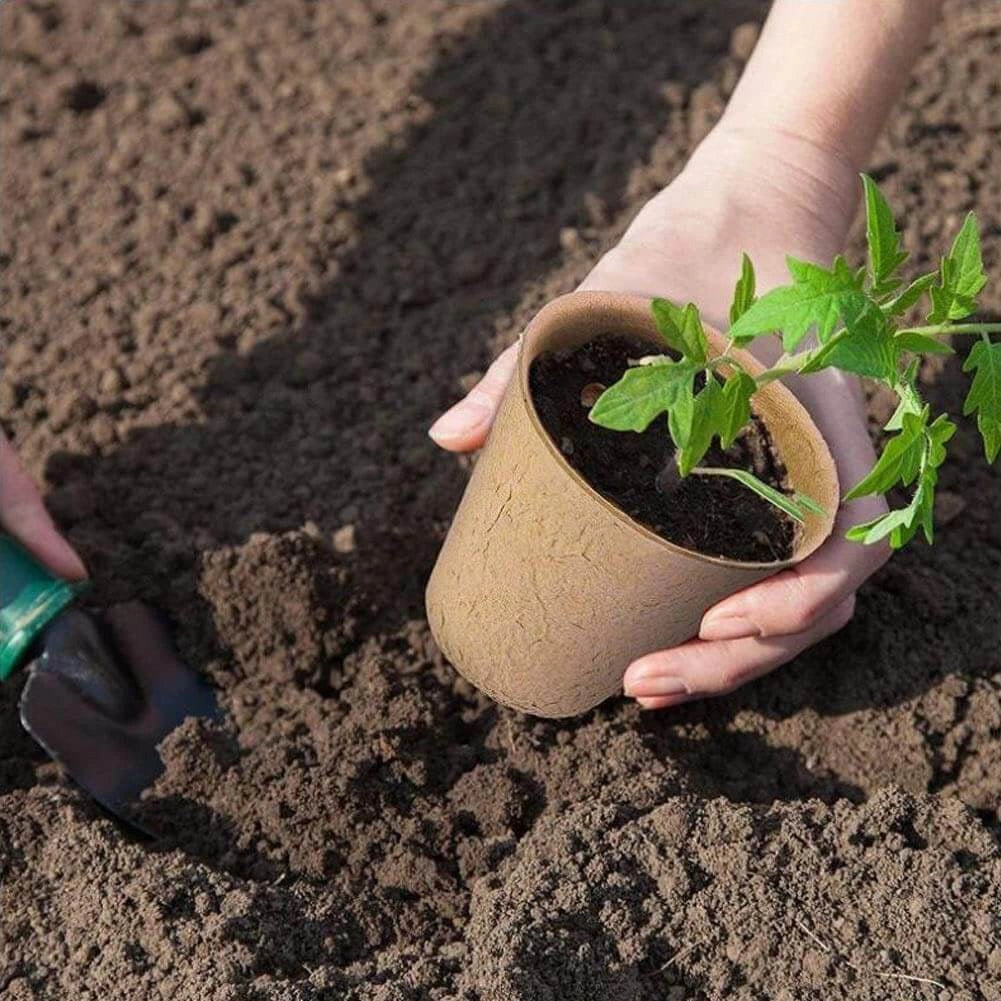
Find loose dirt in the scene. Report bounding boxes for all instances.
[2,2,1000,999]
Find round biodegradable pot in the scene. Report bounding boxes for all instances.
[426,291,839,718]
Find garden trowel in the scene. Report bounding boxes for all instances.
[0,533,218,829]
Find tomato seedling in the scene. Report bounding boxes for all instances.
[589,175,1001,548]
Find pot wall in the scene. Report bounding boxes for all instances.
[426,292,839,717]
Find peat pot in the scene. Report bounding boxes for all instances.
[426,291,839,717]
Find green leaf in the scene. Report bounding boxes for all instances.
[729,255,868,351]
[883,273,937,317]
[717,371,757,448]
[729,253,757,325]
[677,376,723,475]
[844,408,929,500]
[846,462,940,549]
[846,506,916,546]
[651,299,708,364]
[799,302,898,380]
[894,331,955,355]
[694,467,820,525]
[589,359,697,433]
[862,174,908,295]
[846,412,954,548]
[667,377,696,448]
[679,303,709,364]
[926,412,957,465]
[793,492,827,517]
[885,362,923,431]
[962,339,1001,462]
[651,298,687,355]
[928,212,987,323]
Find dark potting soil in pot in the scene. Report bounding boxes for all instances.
[529,334,797,562]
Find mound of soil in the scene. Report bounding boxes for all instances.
[2,2,1000,999]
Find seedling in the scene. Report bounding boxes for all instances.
[589,175,1001,549]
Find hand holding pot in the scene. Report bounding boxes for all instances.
[0,430,87,581]
[430,127,887,709]
[430,0,945,710]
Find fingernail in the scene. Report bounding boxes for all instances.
[699,614,760,642]
[428,402,480,444]
[623,673,689,699]
[637,694,690,710]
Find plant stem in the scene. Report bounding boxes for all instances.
[897,322,1001,337]
[708,353,748,374]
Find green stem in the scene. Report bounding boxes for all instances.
[897,322,1001,337]
[754,340,829,385]
[707,354,749,375]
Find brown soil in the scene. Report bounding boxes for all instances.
[2,2,1001,999]
[529,335,795,562]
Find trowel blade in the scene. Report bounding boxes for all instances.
[19,602,219,826]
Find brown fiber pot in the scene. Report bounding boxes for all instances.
[426,291,840,718]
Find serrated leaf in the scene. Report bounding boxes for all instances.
[799,302,898,380]
[589,360,697,433]
[729,253,756,325]
[846,466,939,549]
[695,468,819,524]
[844,408,929,500]
[846,507,913,545]
[928,212,987,323]
[677,376,722,476]
[885,362,923,431]
[862,174,908,295]
[651,298,687,355]
[962,339,1001,462]
[846,412,953,548]
[717,371,756,448]
[884,273,937,316]
[729,255,868,351]
[894,331,954,355]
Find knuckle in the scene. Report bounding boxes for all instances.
[768,572,822,634]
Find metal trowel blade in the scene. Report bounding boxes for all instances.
[19,602,219,827]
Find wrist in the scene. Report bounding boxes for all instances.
[684,123,860,257]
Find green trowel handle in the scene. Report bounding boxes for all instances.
[0,534,87,680]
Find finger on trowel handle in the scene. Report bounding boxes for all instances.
[19,603,219,831]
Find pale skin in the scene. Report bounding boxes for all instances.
[430,0,947,709]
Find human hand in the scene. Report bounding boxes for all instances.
[429,125,890,708]
[1,430,87,580]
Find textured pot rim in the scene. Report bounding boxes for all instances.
[515,290,840,572]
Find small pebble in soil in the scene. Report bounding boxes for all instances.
[579,382,605,408]
[333,524,356,554]
[99,366,125,396]
[730,21,760,62]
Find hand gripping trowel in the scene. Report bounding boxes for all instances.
[0,533,218,829]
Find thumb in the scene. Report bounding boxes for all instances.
[429,342,519,453]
